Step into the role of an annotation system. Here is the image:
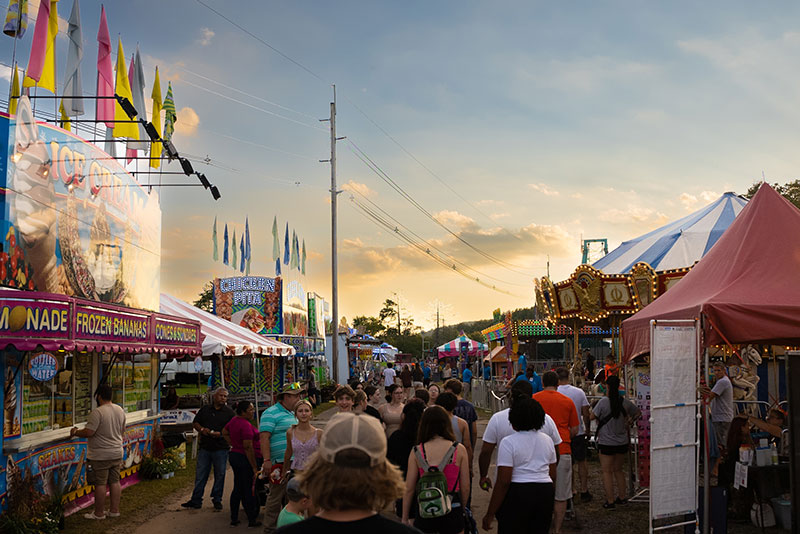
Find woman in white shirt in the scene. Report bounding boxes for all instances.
[482,397,557,534]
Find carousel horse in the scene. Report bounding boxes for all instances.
[729,345,762,418]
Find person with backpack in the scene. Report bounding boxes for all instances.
[401,405,470,534]
[591,375,641,509]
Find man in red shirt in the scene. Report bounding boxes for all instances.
[534,371,579,534]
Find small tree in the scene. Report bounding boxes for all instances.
[194,282,214,312]
[745,180,800,209]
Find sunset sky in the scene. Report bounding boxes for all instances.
[3,1,796,328]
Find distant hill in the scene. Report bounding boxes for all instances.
[422,306,537,345]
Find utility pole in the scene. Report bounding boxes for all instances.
[321,86,343,384]
[394,291,401,336]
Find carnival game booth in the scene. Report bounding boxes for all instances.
[346,334,384,383]
[621,184,800,532]
[264,334,326,390]
[438,333,488,372]
[159,294,294,417]
[0,290,201,514]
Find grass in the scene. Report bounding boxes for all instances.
[174,384,207,396]
[313,401,335,417]
[61,455,197,534]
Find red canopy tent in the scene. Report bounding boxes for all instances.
[622,183,800,363]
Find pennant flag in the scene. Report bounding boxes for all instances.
[212,217,218,261]
[112,39,138,139]
[239,235,245,273]
[275,258,281,277]
[301,240,306,275]
[290,230,298,270]
[162,82,177,146]
[23,0,56,92]
[8,65,20,114]
[59,101,70,131]
[96,6,114,127]
[283,224,290,265]
[294,233,300,271]
[271,216,280,261]
[223,224,229,265]
[127,46,148,152]
[245,217,251,275]
[149,67,162,168]
[61,0,83,116]
[232,228,238,270]
[4,0,28,38]
[124,54,135,164]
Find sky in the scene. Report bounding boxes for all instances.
[2,1,798,329]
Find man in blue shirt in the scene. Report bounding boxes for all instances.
[517,353,527,374]
[483,361,492,381]
[422,361,431,387]
[462,366,473,399]
[515,366,543,393]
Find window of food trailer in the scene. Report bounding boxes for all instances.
[101,352,155,415]
[20,350,94,435]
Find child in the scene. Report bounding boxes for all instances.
[276,478,310,527]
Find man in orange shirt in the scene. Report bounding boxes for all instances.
[534,371,579,534]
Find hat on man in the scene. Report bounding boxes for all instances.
[318,413,386,467]
[276,381,306,399]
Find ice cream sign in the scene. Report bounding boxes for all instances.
[28,352,59,382]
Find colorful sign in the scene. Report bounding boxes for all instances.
[213,276,282,335]
[2,99,161,311]
[153,315,200,346]
[3,353,22,439]
[27,352,59,382]
[0,299,71,337]
[74,303,149,343]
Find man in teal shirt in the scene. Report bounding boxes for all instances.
[260,383,304,533]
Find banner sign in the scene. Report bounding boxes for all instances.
[28,352,59,381]
[74,303,149,343]
[2,102,162,311]
[154,315,200,346]
[268,335,322,355]
[0,298,70,337]
[213,276,282,335]
[160,409,198,425]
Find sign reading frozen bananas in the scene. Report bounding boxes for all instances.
[213,276,282,335]
[1,97,161,311]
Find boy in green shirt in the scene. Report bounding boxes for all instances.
[276,478,310,527]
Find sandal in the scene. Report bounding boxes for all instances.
[83,512,106,520]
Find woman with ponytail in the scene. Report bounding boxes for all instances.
[590,375,640,509]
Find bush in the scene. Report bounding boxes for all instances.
[0,464,61,534]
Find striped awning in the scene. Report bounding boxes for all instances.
[437,333,488,358]
[593,192,748,274]
[159,293,295,357]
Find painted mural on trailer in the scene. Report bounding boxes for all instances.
[1,98,161,311]
[213,276,282,335]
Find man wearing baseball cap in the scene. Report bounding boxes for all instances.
[261,382,304,533]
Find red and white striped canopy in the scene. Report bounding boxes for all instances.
[160,293,295,357]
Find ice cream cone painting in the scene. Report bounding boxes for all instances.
[4,360,22,438]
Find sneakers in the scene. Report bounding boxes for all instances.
[602,502,615,510]
[615,497,628,505]
[107,512,121,518]
[213,501,223,511]
[83,512,106,520]
[230,520,241,526]
[247,521,263,528]
[580,491,592,503]
[181,501,202,509]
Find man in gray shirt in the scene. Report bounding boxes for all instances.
[70,384,126,520]
[703,362,734,452]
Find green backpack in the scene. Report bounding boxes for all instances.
[414,442,458,519]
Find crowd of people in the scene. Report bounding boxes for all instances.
[176,358,648,534]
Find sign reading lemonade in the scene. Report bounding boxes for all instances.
[0,299,71,337]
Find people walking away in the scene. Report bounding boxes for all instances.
[223,401,263,527]
[401,406,470,534]
[260,382,304,533]
[381,384,406,438]
[401,365,414,401]
[482,397,557,534]
[556,367,592,502]
[69,385,126,520]
[364,385,384,422]
[427,384,440,407]
[275,413,419,533]
[435,392,473,469]
[478,380,562,492]
[423,362,432,388]
[182,387,234,511]
[591,375,641,509]
[483,361,492,381]
[412,364,424,389]
[701,361,734,454]
[533,372,578,534]
[333,384,356,413]
[461,367,473,400]
[444,379,477,451]
[276,478,310,528]
[282,399,322,475]
[387,399,427,518]
[383,362,398,394]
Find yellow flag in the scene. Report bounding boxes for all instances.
[149,66,163,168]
[8,65,20,114]
[23,0,57,92]
[112,39,139,139]
[59,100,71,131]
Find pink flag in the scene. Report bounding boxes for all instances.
[25,0,50,82]
[96,5,114,127]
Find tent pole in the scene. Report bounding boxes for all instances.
[703,347,710,534]
[219,354,226,389]
[253,356,259,415]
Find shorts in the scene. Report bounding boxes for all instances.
[571,434,587,462]
[87,458,122,486]
[554,454,572,501]
[598,443,629,456]
[712,421,731,453]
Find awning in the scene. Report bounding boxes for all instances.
[160,294,295,357]
[484,345,511,362]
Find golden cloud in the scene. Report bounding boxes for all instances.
[175,107,200,137]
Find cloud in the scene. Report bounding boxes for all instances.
[175,107,200,137]
[433,210,478,231]
[341,180,376,197]
[529,183,559,196]
[513,55,659,94]
[679,190,720,211]
[598,206,669,227]
[490,212,510,221]
[198,27,215,46]
[0,64,10,82]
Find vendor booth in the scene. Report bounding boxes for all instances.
[622,184,800,532]
[438,333,488,374]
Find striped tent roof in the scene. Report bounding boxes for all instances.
[160,293,295,357]
[437,333,488,358]
[593,192,748,274]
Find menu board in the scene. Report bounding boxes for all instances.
[73,351,93,423]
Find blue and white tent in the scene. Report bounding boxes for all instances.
[593,192,748,274]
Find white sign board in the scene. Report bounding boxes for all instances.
[650,322,699,522]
